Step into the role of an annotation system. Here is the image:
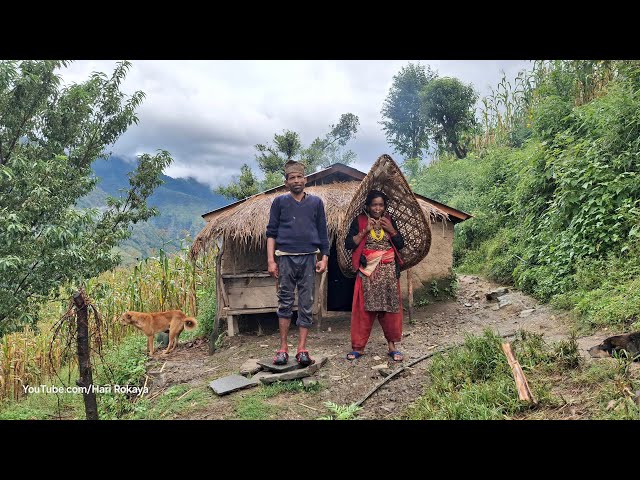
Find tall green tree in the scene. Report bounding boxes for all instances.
[302,113,360,171]
[0,60,172,335]
[215,163,260,199]
[380,63,437,160]
[421,77,479,159]
[216,113,359,199]
[255,129,302,175]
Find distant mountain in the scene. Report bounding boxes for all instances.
[79,157,230,263]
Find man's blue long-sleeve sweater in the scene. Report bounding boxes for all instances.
[266,193,330,257]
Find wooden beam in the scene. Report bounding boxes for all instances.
[222,272,271,278]
[223,306,298,315]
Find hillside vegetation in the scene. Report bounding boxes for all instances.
[411,60,640,334]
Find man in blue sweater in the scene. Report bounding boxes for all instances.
[266,160,329,366]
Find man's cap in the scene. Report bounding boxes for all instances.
[284,160,305,177]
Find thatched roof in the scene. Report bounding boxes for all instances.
[190,180,449,258]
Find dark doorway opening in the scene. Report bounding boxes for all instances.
[327,241,355,311]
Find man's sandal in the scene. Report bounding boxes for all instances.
[295,350,314,367]
[273,350,289,365]
[346,351,363,360]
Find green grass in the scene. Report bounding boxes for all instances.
[414,272,458,308]
[403,326,640,420]
[232,380,321,420]
[403,330,577,420]
[0,386,84,420]
[130,384,210,420]
[0,334,151,420]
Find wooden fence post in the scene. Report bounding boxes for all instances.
[73,291,99,420]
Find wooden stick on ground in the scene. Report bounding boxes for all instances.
[501,342,537,405]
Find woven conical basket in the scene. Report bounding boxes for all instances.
[337,154,431,277]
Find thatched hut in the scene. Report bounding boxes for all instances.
[190,163,471,336]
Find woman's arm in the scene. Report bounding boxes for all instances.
[345,217,367,250]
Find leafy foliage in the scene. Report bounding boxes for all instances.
[214,164,260,200]
[420,77,479,158]
[380,63,436,160]
[412,60,640,330]
[0,60,172,335]
[318,401,362,420]
[215,113,359,200]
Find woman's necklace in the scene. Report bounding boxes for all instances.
[370,227,384,241]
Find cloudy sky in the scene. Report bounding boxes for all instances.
[59,60,531,188]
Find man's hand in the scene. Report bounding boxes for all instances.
[316,257,328,273]
[268,259,279,278]
[379,217,397,236]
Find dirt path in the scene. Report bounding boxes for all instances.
[143,275,610,419]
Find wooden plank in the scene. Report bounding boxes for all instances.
[225,306,298,315]
[501,342,537,404]
[226,276,277,288]
[318,311,350,318]
[222,272,271,279]
[226,275,303,310]
[227,286,280,309]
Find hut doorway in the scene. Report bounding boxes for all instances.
[327,241,355,311]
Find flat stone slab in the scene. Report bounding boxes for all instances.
[240,359,262,376]
[260,356,328,384]
[257,355,303,373]
[209,374,259,396]
[251,371,274,382]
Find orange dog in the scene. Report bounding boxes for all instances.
[120,310,198,355]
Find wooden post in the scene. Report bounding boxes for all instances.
[73,291,99,420]
[501,342,537,404]
[210,239,225,354]
[407,269,414,323]
[227,315,239,337]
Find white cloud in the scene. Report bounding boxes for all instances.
[59,60,532,188]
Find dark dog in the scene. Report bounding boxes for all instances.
[588,332,640,360]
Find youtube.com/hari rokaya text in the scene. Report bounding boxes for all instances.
[22,384,148,396]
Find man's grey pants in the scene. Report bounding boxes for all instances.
[276,254,316,328]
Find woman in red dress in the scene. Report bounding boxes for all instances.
[345,190,405,362]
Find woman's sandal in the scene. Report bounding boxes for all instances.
[388,350,404,362]
[346,351,363,360]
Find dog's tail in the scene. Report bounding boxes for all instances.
[184,317,198,330]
